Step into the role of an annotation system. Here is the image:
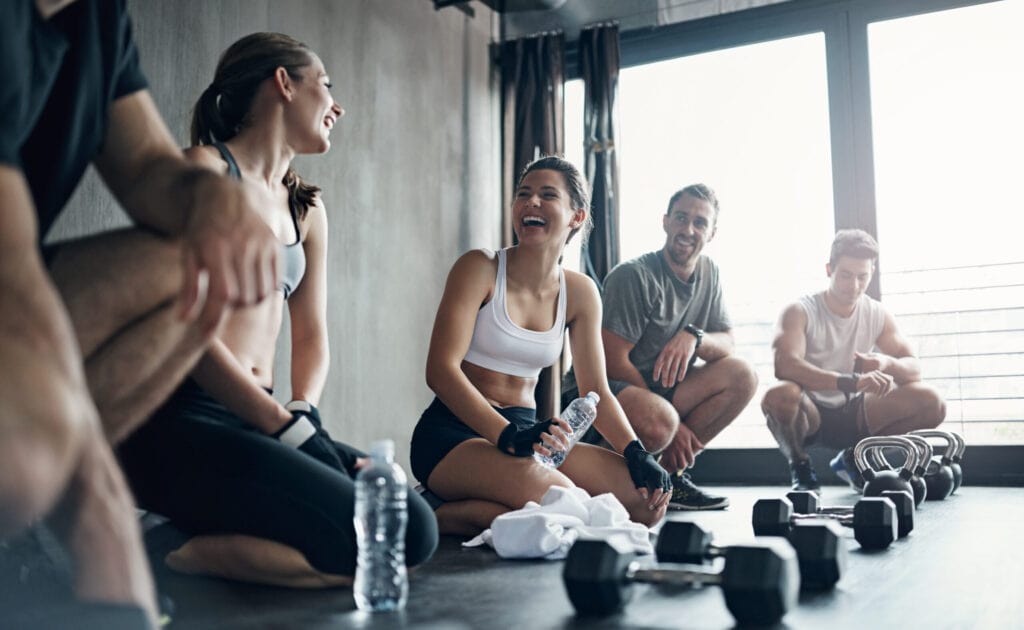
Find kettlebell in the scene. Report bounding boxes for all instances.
[948,430,965,493]
[863,438,928,507]
[853,436,920,500]
[910,429,956,500]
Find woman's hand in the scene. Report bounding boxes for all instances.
[496,418,572,457]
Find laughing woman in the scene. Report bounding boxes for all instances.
[118,33,437,586]
[411,156,672,536]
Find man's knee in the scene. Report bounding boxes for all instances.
[617,388,678,453]
[761,381,803,426]
[912,385,947,429]
[719,356,759,402]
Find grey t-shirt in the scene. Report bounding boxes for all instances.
[564,251,731,395]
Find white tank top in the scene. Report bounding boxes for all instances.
[800,291,886,407]
[463,249,567,378]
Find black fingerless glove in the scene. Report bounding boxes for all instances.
[330,440,368,477]
[497,419,555,457]
[624,440,672,493]
[276,401,345,472]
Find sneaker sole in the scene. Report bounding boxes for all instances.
[667,498,730,511]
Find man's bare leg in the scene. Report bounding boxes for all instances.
[672,356,759,444]
[864,382,946,436]
[48,229,214,443]
[762,381,822,464]
[614,386,680,454]
[49,424,159,625]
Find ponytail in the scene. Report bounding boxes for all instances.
[283,168,320,219]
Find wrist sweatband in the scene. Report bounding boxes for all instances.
[837,373,859,394]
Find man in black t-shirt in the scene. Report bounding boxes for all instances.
[1,1,281,626]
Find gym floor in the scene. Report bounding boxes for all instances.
[132,484,1022,629]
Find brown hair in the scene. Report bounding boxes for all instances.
[191,32,320,218]
[665,184,720,224]
[829,229,879,267]
[516,156,592,244]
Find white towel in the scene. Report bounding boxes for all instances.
[462,486,653,560]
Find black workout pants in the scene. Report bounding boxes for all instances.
[119,407,438,576]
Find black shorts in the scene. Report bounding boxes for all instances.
[410,397,537,486]
[804,393,870,450]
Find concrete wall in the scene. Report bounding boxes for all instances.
[50,0,501,475]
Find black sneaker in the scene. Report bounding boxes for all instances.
[668,472,729,510]
[790,458,821,492]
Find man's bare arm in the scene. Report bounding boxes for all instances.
[858,310,922,385]
[602,329,649,389]
[773,303,846,391]
[93,90,280,333]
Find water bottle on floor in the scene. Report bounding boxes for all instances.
[534,392,600,469]
[354,439,408,612]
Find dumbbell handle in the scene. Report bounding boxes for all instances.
[627,561,722,587]
[791,512,853,527]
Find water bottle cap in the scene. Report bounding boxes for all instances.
[584,391,600,404]
[369,439,395,459]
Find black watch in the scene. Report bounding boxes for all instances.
[683,324,704,348]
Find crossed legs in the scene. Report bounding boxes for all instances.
[427,438,666,537]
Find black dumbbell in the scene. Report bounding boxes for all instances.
[754,495,898,550]
[788,489,915,538]
[564,535,799,626]
[657,519,846,591]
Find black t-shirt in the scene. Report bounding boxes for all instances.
[0,0,148,242]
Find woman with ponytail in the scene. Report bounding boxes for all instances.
[118,33,438,587]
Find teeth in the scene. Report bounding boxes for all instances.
[523,215,546,226]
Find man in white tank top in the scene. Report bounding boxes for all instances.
[761,229,946,493]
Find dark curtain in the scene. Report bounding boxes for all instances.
[579,24,621,288]
[499,33,565,417]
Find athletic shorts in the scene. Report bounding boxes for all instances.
[804,393,870,449]
[410,397,537,486]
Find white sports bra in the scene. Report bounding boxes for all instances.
[462,249,567,378]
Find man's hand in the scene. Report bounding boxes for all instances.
[659,422,705,473]
[652,330,699,388]
[856,370,895,396]
[854,351,892,374]
[180,177,280,334]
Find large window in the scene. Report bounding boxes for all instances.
[615,34,835,447]
[564,0,1024,448]
[868,0,1024,444]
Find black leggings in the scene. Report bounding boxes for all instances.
[118,382,437,576]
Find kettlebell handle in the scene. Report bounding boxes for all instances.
[910,429,957,462]
[854,436,921,478]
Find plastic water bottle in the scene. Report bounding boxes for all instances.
[534,391,600,469]
[354,439,408,612]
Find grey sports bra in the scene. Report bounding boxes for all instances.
[212,142,306,299]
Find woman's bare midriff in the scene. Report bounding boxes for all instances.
[218,293,286,390]
[461,361,538,409]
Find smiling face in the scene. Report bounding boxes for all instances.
[511,169,585,246]
[662,192,716,271]
[285,54,343,154]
